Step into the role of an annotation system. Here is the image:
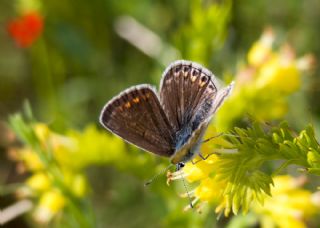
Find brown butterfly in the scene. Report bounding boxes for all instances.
[100,60,233,171]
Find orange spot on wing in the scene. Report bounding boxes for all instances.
[133,97,140,103]
[125,102,131,108]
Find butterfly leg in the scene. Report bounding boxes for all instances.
[201,133,223,143]
[191,151,221,165]
[190,152,207,164]
[202,133,244,144]
[202,132,244,144]
[198,152,206,160]
[190,154,207,164]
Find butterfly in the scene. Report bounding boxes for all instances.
[100,60,233,171]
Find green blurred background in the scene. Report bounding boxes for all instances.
[1,0,320,227]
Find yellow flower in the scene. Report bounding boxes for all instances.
[215,28,314,130]
[247,27,274,67]
[256,53,300,93]
[33,123,50,144]
[54,125,127,169]
[71,174,87,197]
[62,171,88,197]
[169,159,228,211]
[252,175,320,228]
[194,178,224,203]
[19,148,44,171]
[26,172,51,192]
[33,190,65,223]
[16,0,42,14]
[183,158,216,182]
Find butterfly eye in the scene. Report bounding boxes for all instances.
[177,162,185,170]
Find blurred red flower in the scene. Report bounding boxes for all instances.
[7,12,44,48]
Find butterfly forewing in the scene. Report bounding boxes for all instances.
[159,60,218,132]
[100,85,175,157]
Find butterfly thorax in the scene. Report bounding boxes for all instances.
[174,126,192,150]
[170,122,208,164]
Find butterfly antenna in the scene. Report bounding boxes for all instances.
[180,171,193,209]
[144,164,173,186]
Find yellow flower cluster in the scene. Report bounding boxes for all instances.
[11,123,126,224]
[252,175,320,228]
[215,27,315,131]
[168,120,320,227]
[169,151,320,227]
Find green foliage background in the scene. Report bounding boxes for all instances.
[1,0,320,227]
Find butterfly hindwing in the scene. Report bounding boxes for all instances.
[190,81,234,130]
[159,60,219,132]
[100,85,175,157]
